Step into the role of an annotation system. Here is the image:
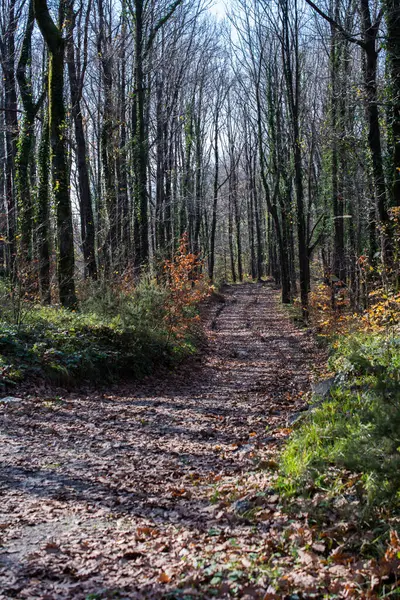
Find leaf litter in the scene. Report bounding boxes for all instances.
[0,282,398,599]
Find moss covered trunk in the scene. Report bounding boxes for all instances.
[34,0,77,308]
[37,108,51,304]
[16,0,39,263]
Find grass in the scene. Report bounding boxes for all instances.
[0,277,200,390]
[279,328,400,508]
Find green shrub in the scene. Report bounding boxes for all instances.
[0,277,198,389]
[280,330,400,507]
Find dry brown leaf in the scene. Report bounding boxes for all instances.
[158,571,171,583]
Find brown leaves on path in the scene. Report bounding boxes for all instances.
[0,282,390,599]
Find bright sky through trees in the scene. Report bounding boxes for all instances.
[209,0,226,19]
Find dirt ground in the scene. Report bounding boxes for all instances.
[1,282,370,600]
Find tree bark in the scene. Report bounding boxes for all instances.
[132,0,149,269]
[37,106,51,304]
[0,0,19,275]
[209,95,220,281]
[34,0,77,308]
[280,0,309,316]
[16,0,37,262]
[66,0,97,279]
[330,8,346,283]
[384,0,400,207]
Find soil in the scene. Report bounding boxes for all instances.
[0,282,362,600]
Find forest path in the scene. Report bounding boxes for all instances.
[0,282,321,599]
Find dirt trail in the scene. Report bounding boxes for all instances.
[0,282,319,599]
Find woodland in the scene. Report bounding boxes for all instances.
[0,0,400,597]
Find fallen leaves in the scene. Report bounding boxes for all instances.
[0,283,394,599]
[136,526,159,538]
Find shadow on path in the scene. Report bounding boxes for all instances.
[0,282,318,599]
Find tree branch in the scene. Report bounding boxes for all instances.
[34,0,63,54]
[145,0,183,56]
[304,0,366,48]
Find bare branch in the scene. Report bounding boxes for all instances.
[304,0,366,48]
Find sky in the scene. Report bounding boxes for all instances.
[208,0,227,20]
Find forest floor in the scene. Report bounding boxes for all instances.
[0,282,381,599]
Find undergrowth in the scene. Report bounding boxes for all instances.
[280,281,400,511]
[0,235,210,389]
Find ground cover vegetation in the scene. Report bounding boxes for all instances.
[276,287,400,596]
[0,0,400,596]
[0,235,209,388]
[281,257,400,497]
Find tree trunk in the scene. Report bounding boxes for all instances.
[98,0,117,272]
[209,98,219,281]
[117,2,130,268]
[1,0,19,275]
[16,6,35,263]
[34,0,77,308]
[228,191,236,283]
[253,155,263,282]
[66,0,97,279]
[37,106,51,303]
[133,0,149,269]
[359,0,390,265]
[330,5,346,283]
[384,0,400,207]
[281,0,309,315]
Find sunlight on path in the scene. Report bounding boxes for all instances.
[0,282,321,599]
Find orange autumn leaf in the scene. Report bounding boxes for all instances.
[136,526,158,537]
[171,488,186,497]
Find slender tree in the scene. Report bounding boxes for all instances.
[34,0,77,308]
[66,0,97,279]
